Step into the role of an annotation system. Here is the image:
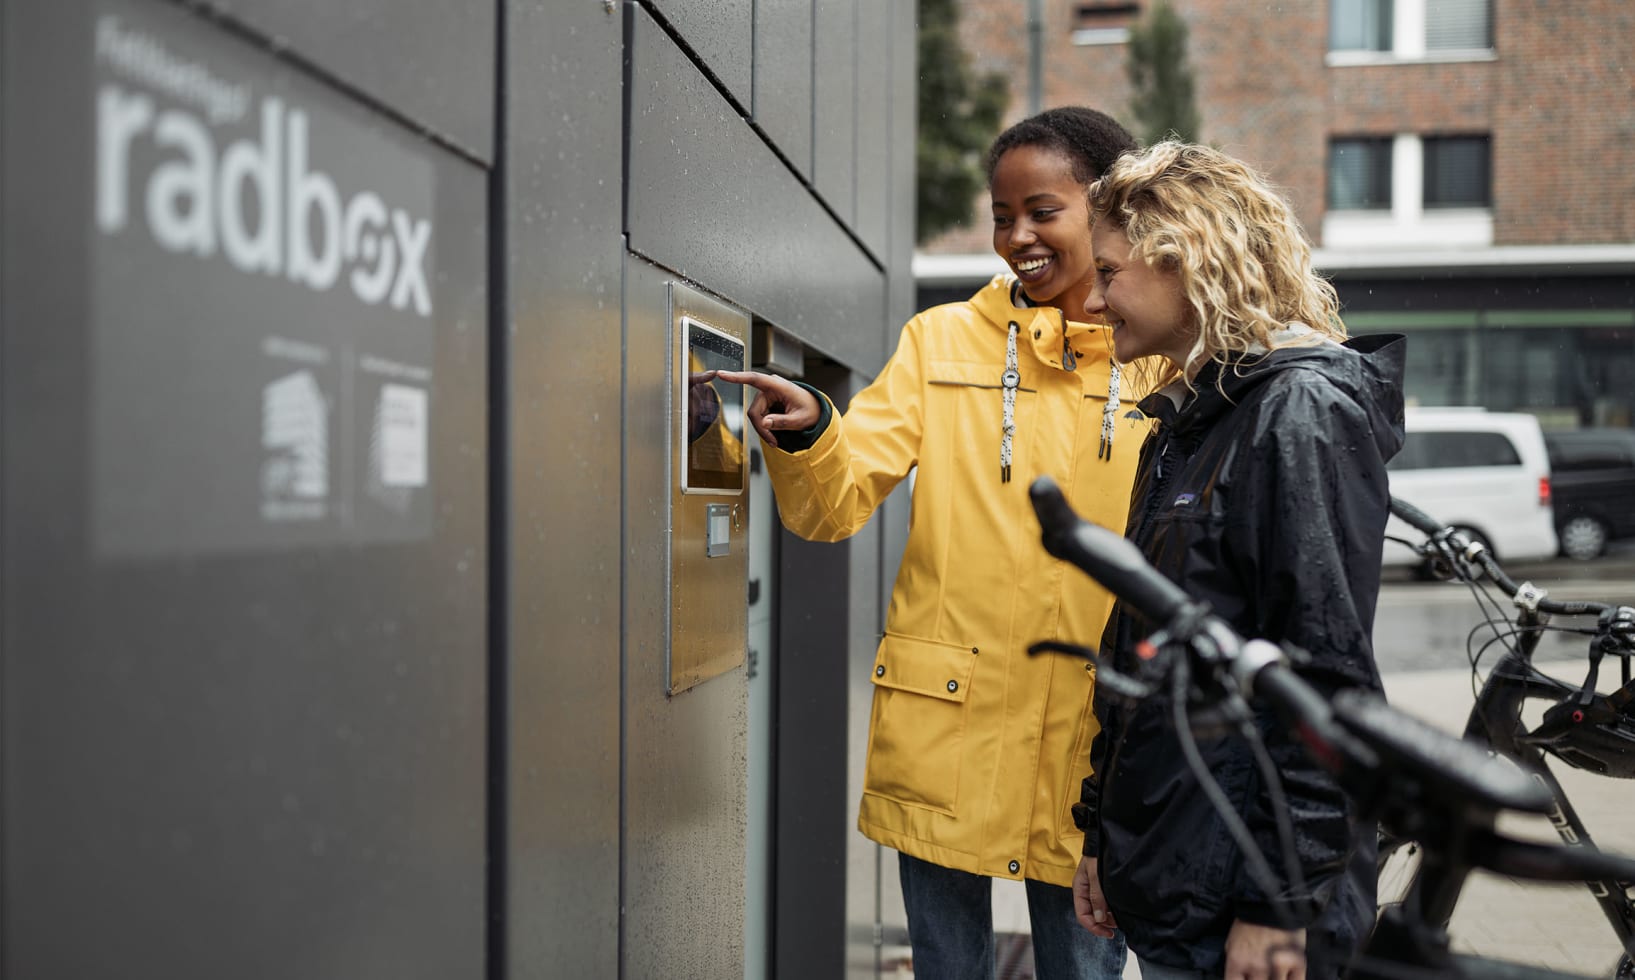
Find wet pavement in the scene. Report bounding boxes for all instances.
[1373,546,1635,675]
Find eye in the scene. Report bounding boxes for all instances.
[992,214,1013,228]
[1032,208,1060,221]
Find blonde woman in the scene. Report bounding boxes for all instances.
[1068,142,1406,980]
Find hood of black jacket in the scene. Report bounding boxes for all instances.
[1140,333,1407,462]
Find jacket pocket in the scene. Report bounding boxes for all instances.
[1058,677,1100,840]
[863,632,979,815]
[926,360,1039,482]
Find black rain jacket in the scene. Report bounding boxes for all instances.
[1076,334,1406,974]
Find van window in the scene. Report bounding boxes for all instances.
[1388,430,1521,471]
[1548,437,1635,471]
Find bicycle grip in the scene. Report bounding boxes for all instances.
[1030,476,1188,623]
[1389,496,1446,536]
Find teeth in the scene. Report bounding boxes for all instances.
[1016,257,1050,273]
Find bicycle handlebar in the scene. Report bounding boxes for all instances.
[1388,495,1445,538]
[1388,496,1625,622]
[1033,477,1550,814]
[1032,478,1189,624]
[1028,476,1635,879]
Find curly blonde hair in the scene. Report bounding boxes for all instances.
[1089,141,1345,387]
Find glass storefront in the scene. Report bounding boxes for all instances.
[1349,315,1634,429]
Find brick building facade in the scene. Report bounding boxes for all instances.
[919,0,1635,427]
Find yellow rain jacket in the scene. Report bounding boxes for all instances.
[762,276,1151,886]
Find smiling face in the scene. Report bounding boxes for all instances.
[989,145,1095,315]
[1085,221,1197,372]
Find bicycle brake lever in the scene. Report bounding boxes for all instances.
[1027,639,1100,662]
[1602,607,1635,656]
[1026,640,1155,701]
[1280,642,1313,668]
[1096,665,1155,702]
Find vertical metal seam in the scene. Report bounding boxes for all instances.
[763,450,784,979]
[851,0,860,233]
[618,6,635,979]
[749,0,759,123]
[0,0,9,962]
[809,0,818,184]
[485,0,509,977]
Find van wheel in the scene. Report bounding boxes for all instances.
[1560,516,1609,561]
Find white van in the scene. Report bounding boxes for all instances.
[1383,408,1558,568]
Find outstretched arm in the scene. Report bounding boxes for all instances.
[712,370,822,449]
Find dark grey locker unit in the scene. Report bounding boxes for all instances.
[2,1,488,976]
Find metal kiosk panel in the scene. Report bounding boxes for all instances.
[2,1,487,974]
[669,283,750,695]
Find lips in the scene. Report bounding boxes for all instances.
[1013,254,1053,282]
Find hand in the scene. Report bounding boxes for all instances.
[1223,920,1305,980]
[712,370,822,449]
[1072,856,1118,938]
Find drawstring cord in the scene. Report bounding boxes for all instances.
[1001,321,1020,483]
[1001,307,1123,481]
[1101,362,1122,460]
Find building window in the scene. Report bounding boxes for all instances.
[1322,133,1494,248]
[1328,138,1393,210]
[1423,136,1491,209]
[1072,2,1140,46]
[1329,0,1492,60]
[1425,0,1491,50]
[1330,0,1391,52]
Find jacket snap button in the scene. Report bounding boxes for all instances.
[875,665,885,677]
[946,679,958,693]
[1008,860,1020,874]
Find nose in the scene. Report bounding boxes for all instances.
[1083,277,1107,317]
[1007,218,1037,249]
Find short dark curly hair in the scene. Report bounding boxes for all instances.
[983,107,1136,188]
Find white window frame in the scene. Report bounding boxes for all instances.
[1071,27,1131,46]
[1327,0,1494,65]
[1324,134,1493,249]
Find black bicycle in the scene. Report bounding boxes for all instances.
[1381,495,1635,978]
[1027,475,1635,979]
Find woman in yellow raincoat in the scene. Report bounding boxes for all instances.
[717,107,1151,980]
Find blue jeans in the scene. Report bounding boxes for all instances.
[898,852,1127,980]
[1135,960,1214,980]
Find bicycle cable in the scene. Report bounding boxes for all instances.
[1167,654,1305,931]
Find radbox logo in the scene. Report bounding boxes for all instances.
[93,15,434,317]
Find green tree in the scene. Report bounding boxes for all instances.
[1126,0,1201,146]
[916,0,1009,244]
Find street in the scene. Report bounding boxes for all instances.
[1373,546,1635,675]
